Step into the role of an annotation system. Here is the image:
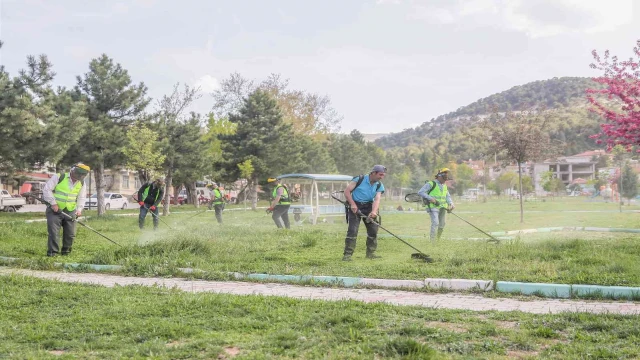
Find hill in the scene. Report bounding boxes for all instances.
[375,77,604,159]
[362,133,389,142]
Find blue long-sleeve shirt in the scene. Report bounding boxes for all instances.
[418,180,453,205]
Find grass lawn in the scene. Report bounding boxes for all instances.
[1,275,639,359]
[1,198,640,286]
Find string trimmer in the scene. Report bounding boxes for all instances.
[331,191,433,262]
[24,193,123,247]
[142,205,174,230]
[404,193,500,243]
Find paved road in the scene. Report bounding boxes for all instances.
[2,268,639,315]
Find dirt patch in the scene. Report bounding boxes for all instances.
[48,350,65,356]
[425,321,468,333]
[495,320,520,329]
[218,347,241,359]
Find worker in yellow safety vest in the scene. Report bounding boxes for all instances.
[42,163,90,256]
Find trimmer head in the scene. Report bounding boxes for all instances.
[411,253,434,263]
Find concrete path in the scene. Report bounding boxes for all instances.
[2,268,640,315]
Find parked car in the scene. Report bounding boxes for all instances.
[0,189,26,212]
[160,194,186,206]
[84,192,129,210]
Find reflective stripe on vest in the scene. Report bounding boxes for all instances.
[426,181,448,209]
[273,185,291,205]
[212,189,224,204]
[53,173,82,211]
[142,185,160,203]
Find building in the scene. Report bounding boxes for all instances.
[532,150,604,194]
[0,162,56,194]
[93,169,143,199]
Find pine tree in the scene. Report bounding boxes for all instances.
[68,55,150,215]
[219,89,299,209]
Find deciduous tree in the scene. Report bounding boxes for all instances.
[123,123,165,184]
[588,40,640,150]
[480,110,558,222]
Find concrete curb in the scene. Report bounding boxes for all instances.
[53,262,123,271]
[496,281,640,300]
[360,278,424,289]
[3,257,640,299]
[572,284,640,300]
[237,273,363,287]
[426,278,493,292]
[497,281,572,298]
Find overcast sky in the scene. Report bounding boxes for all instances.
[1,0,638,134]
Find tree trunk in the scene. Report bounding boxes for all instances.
[138,170,149,184]
[518,163,524,223]
[483,166,487,202]
[185,182,198,208]
[96,161,106,216]
[243,181,248,210]
[163,165,173,216]
[619,161,623,213]
[251,177,258,211]
[193,182,199,208]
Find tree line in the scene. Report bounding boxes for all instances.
[3,39,638,217]
[0,45,454,214]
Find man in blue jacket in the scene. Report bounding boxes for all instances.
[342,165,386,261]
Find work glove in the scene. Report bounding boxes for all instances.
[150,205,156,211]
[448,204,455,212]
[138,201,144,206]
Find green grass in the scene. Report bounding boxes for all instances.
[2,198,640,286]
[1,275,640,359]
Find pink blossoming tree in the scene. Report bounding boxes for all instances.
[588,40,640,151]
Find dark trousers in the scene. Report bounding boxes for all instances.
[139,205,159,229]
[343,203,378,256]
[213,204,223,224]
[46,208,77,256]
[272,205,291,229]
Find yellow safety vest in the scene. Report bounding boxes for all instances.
[425,181,448,209]
[272,185,291,205]
[212,189,224,205]
[53,173,83,211]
